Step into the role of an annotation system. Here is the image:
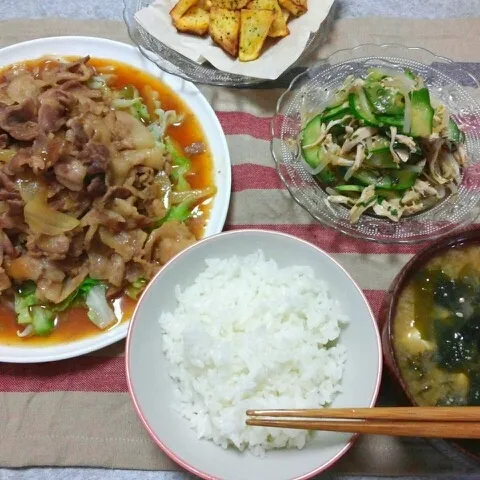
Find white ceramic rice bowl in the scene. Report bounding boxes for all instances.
[126,230,382,480]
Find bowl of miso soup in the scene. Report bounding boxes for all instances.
[381,229,480,465]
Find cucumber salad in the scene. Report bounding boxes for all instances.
[300,68,468,223]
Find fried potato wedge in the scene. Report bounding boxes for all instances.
[209,7,241,57]
[198,0,212,10]
[269,1,289,38]
[247,0,288,38]
[278,0,306,17]
[173,6,210,35]
[293,0,307,8]
[246,0,276,9]
[210,0,250,8]
[239,9,274,62]
[281,7,290,23]
[170,0,198,21]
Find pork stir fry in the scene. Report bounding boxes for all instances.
[0,56,216,337]
[300,68,468,223]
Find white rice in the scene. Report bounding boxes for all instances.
[159,250,348,456]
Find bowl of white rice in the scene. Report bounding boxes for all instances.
[126,230,382,480]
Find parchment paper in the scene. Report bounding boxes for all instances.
[135,0,335,80]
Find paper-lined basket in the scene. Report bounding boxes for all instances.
[131,0,335,84]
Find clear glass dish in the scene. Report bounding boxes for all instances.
[122,0,334,87]
[271,44,480,244]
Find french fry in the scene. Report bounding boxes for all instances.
[278,0,306,17]
[239,9,274,62]
[170,0,198,21]
[209,7,241,57]
[173,6,210,35]
[210,0,250,8]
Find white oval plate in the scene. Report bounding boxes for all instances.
[0,37,231,363]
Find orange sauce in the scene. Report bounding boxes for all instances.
[0,56,215,345]
[0,296,136,346]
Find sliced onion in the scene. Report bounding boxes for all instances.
[88,74,117,89]
[111,98,137,109]
[447,181,458,194]
[435,185,446,199]
[376,68,417,90]
[154,171,172,209]
[85,285,116,330]
[24,197,80,235]
[17,325,34,337]
[17,178,47,203]
[170,186,217,205]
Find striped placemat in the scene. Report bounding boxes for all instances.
[0,17,479,475]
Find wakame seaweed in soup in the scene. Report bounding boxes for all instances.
[393,245,480,408]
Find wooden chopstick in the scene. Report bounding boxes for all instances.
[245,407,480,439]
[246,407,480,422]
[245,418,480,439]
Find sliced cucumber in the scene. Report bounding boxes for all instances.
[447,117,466,144]
[352,169,392,189]
[368,136,391,153]
[377,115,404,129]
[314,166,336,186]
[349,89,380,126]
[409,88,434,137]
[324,96,347,112]
[365,150,399,169]
[352,168,418,191]
[378,190,402,201]
[325,86,351,111]
[366,68,386,82]
[335,184,364,193]
[389,169,419,190]
[301,115,324,168]
[404,68,416,80]
[364,82,405,116]
[321,102,350,122]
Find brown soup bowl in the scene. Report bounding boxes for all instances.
[380,227,480,468]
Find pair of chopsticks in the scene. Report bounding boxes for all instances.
[246,407,480,439]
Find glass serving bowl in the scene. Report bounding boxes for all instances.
[271,44,480,244]
[122,0,334,87]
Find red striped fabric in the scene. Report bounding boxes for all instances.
[226,224,422,254]
[232,164,285,192]
[217,112,271,140]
